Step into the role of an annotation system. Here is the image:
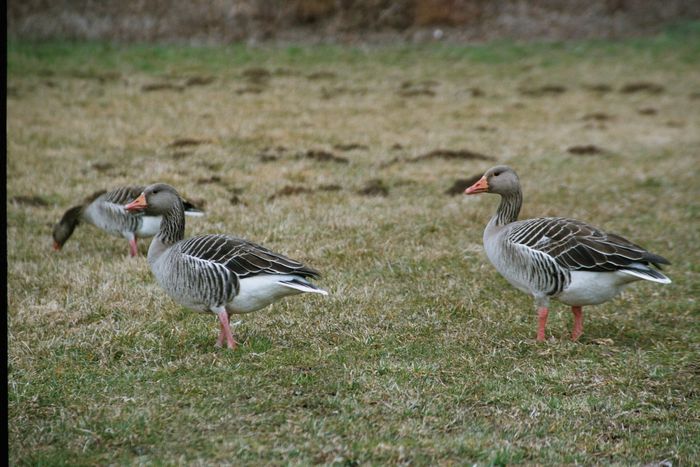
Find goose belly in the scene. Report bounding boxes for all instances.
[227,275,303,314]
[556,271,631,306]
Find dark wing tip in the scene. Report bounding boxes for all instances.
[182,200,205,213]
[646,252,671,268]
[297,265,322,279]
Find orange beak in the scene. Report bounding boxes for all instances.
[52,241,61,251]
[464,176,489,195]
[124,193,148,212]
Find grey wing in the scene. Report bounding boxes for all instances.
[179,234,321,280]
[86,186,146,233]
[508,217,670,272]
[98,186,146,205]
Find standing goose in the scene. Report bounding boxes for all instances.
[124,183,327,349]
[464,165,671,341]
[52,185,203,257]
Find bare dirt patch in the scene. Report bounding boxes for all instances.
[257,146,288,162]
[357,179,389,197]
[519,84,567,97]
[567,144,607,156]
[665,120,685,128]
[167,138,211,148]
[398,80,438,98]
[268,185,315,200]
[196,175,223,185]
[638,107,658,115]
[620,82,665,94]
[582,112,614,121]
[91,162,115,173]
[185,76,215,87]
[318,184,342,192]
[299,150,349,164]
[142,82,184,92]
[229,194,246,206]
[583,83,613,93]
[320,86,368,99]
[228,188,246,206]
[445,174,483,195]
[236,86,266,95]
[259,154,280,162]
[333,143,369,151]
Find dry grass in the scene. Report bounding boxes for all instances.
[7,29,700,465]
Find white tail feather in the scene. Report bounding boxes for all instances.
[279,281,329,295]
[184,210,205,217]
[620,268,671,284]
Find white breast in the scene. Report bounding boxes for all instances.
[483,228,535,295]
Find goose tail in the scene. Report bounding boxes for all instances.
[279,277,329,295]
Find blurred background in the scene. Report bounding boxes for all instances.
[9,0,700,44]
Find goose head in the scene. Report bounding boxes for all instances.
[464,165,520,196]
[52,205,82,250]
[124,183,182,215]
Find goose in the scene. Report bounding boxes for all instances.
[124,183,328,349]
[464,165,671,341]
[52,185,204,257]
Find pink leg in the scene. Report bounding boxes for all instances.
[128,237,138,257]
[217,312,237,350]
[537,307,549,342]
[571,306,583,341]
[215,314,231,348]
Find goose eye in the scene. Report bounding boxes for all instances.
[493,172,500,177]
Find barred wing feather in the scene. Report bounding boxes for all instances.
[178,234,321,280]
[507,217,670,272]
[98,186,146,205]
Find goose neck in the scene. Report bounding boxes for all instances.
[156,202,185,245]
[494,190,522,226]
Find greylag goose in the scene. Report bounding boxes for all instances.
[124,183,327,349]
[52,186,203,257]
[464,165,671,341]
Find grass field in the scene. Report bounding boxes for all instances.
[7,24,700,465]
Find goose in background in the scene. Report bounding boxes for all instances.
[464,165,671,341]
[124,183,327,350]
[52,185,204,257]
